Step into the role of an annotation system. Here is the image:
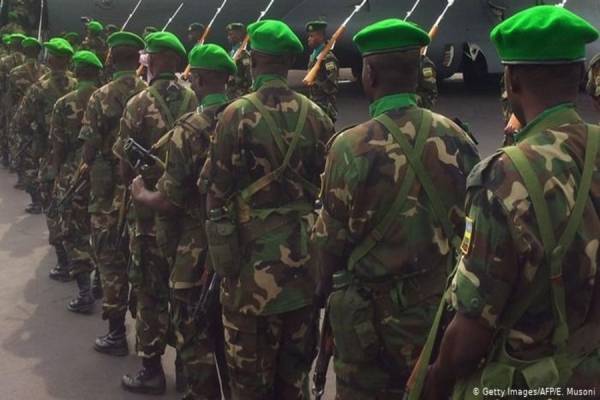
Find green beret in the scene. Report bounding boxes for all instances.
[88,21,104,32]
[188,22,205,32]
[226,23,245,32]
[22,37,42,49]
[105,24,118,32]
[8,11,18,20]
[44,38,74,57]
[188,44,237,75]
[353,19,430,56]
[491,5,598,64]
[145,31,186,57]
[64,32,80,40]
[108,31,145,50]
[306,21,327,32]
[247,20,303,55]
[2,35,10,45]
[73,50,103,69]
[144,26,158,33]
[9,33,26,43]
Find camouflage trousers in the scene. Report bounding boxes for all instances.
[223,306,318,400]
[39,180,61,247]
[331,287,440,396]
[129,234,170,358]
[60,199,95,277]
[91,211,133,321]
[21,149,39,192]
[171,288,226,400]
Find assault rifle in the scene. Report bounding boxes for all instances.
[47,164,89,217]
[190,268,220,323]
[123,138,165,171]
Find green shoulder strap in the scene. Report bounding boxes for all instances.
[501,124,600,350]
[147,85,193,128]
[239,93,317,201]
[347,110,433,272]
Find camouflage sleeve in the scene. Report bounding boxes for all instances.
[156,126,190,208]
[50,98,67,146]
[417,56,438,109]
[449,185,518,330]
[315,53,339,96]
[79,94,103,148]
[13,85,37,138]
[113,97,141,162]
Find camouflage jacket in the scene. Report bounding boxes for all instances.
[114,72,198,236]
[202,74,335,315]
[586,53,600,99]
[51,81,98,197]
[156,93,228,289]
[227,44,252,99]
[451,105,600,361]
[79,36,108,63]
[79,71,147,214]
[308,44,338,122]
[313,93,480,282]
[8,0,37,34]
[0,51,25,93]
[416,55,438,110]
[8,60,49,115]
[12,70,77,180]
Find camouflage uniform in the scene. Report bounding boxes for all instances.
[202,74,335,399]
[8,58,49,170]
[154,93,230,400]
[50,81,98,279]
[227,45,252,99]
[114,72,198,359]
[8,0,38,34]
[0,50,25,162]
[416,55,438,110]
[499,74,516,147]
[587,53,600,109]
[79,70,147,322]
[307,44,339,122]
[312,94,480,397]
[79,35,108,62]
[12,70,77,244]
[450,104,600,396]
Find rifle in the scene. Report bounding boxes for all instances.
[106,0,143,65]
[232,0,275,62]
[182,0,229,79]
[404,0,422,21]
[302,0,368,85]
[123,138,166,171]
[37,0,44,41]
[422,0,455,56]
[114,186,132,257]
[47,164,90,217]
[136,1,184,76]
[312,306,334,400]
[556,0,568,7]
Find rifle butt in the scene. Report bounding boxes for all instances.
[136,64,145,77]
[303,63,320,86]
[506,113,522,131]
[182,64,191,80]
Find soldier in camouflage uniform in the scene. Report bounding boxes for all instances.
[226,23,252,99]
[312,20,480,399]
[304,21,338,123]
[0,35,10,58]
[51,50,102,314]
[131,43,235,400]
[587,52,600,113]
[64,32,81,51]
[8,37,49,189]
[423,7,600,399]
[202,20,334,399]
[105,24,118,38]
[80,31,147,357]
[187,23,205,45]
[80,21,108,65]
[416,54,438,110]
[0,33,26,167]
[0,11,27,36]
[8,0,37,35]
[114,31,199,395]
[12,38,77,277]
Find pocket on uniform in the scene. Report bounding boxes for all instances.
[90,159,115,199]
[206,219,241,278]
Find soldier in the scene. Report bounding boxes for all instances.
[0,35,10,58]
[8,36,49,190]
[226,23,252,99]
[0,11,27,36]
[586,52,600,112]
[80,21,108,63]
[311,19,480,399]
[80,30,147,357]
[113,31,199,395]
[202,20,334,399]
[142,26,158,39]
[187,23,205,45]
[131,43,235,400]
[8,0,37,34]
[105,24,118,38]
[304,20,339,123]
[0,33,26,167]
[51,50,103,313]
[12,38,77,278]
[64,32,81,51]
[423,6,600,399]
[417,54,438,110]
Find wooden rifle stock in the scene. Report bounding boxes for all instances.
[182,26,212,79]
[136,63,145,77]
[506,113,522,131]
[303,25,346,86]
[232,35,250,61]
[421,24,439,55]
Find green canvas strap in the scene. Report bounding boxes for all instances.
[239,93,317,202]
[147,86,192,129]
[347,110,432,272]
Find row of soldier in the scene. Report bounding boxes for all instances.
[1,5,599,400]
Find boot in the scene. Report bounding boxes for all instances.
[68,272,95,314]
[49,245,73,282]
[121,355,166,395]
[94,315,129,356]
[175,354,188,393]
[92,268,103,299]
[25,189,42,214]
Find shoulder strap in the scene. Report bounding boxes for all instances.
[347,110,432,272]
[239,93,317,200]
[146,85,175,127]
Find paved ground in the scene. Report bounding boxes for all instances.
[0,72,596,400]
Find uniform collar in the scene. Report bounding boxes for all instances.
[311,43,325,62]
[201,93,228,109]
[77,80,96,90]
[230,42,240,57]
[369,93,418,118]
[150,72,176,85]
[252,74,287,91]
[513,103,580,143]
[112,70,136,80]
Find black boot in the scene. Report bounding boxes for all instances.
[92,268,103,299]
[49,244,73,282]
[25,189,42,214]
[68,272,95,314]
[175,354,188,393]
[94,315,128,356]
[121,355,166,395]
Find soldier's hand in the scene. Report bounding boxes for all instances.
[130,175,145,201]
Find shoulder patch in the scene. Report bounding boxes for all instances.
[326,124,356,152]
[325,61,336,71]
[460,217,474,255]
[466,151,503,190]
[242,58,251,66]
[422,67,433,78]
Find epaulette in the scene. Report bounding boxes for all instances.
[326,124,357,152]
[177,110,210,133]
[466,150,503,190]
